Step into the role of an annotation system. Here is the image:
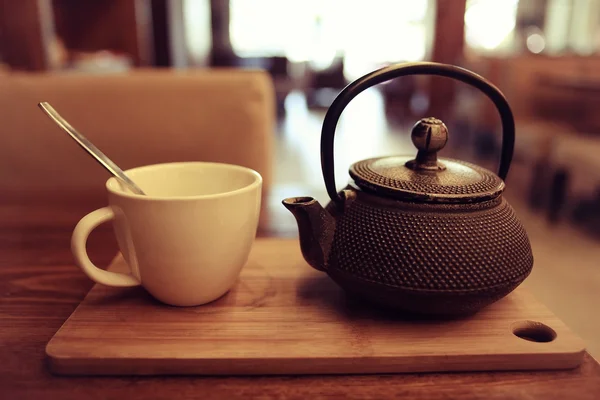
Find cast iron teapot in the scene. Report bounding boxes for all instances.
[283,62,533,317]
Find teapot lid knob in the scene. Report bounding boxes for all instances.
[405,117,448,172]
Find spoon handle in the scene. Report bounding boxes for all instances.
[38,102,145,195]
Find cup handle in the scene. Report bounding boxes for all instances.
[71,207,141,287]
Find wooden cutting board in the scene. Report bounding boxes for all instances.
[46,238,586,376]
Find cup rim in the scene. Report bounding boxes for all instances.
[106,161,262,201]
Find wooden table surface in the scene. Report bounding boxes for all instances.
[2,217,600,399]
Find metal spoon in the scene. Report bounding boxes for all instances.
[38,102,146,195]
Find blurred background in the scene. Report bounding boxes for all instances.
[1,0,599,356]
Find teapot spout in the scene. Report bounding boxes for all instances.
[282,197,335,272]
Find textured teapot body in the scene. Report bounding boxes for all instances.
[321,186,533,316]
[283,61,534,317]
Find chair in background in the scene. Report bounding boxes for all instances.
[0,69,275,229]
[546,132,600,235]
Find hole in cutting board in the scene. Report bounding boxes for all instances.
[512,320,557,343]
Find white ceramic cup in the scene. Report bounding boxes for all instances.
[71,162,262,306]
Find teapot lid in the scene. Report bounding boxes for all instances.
[349,118,504,203]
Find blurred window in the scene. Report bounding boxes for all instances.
[464,0,600,56]
[229,0,434,80]
[464,0,519,53]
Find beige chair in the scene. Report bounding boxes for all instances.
[0,69,275,228]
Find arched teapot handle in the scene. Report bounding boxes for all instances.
[320,61,515,206]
